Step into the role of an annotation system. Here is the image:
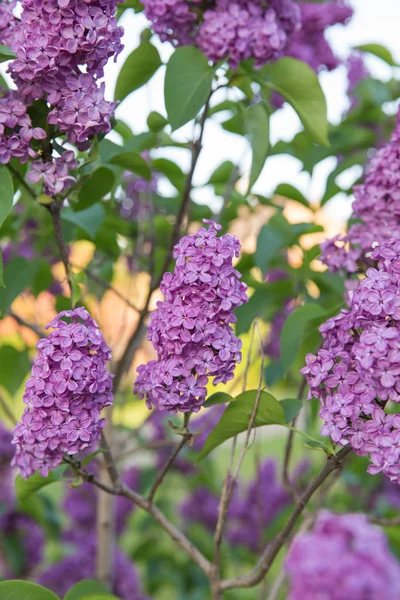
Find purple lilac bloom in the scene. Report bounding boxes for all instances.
[38,536,148,600]
[286,511,400,599]
[144,0,300,69]
[12,308,114,479]
[0,511,45,578]
[302,239,400,483]
[180,487,220,531]
[320,110,400,274]
[347,53,369,110]
[0,0,17,47]
[8,1,122,148]
[285,1,353,72]
[120,154,158,220]
[134,220,247,413]
[27,150,78,196]
[0,89,46,165]
[180,459,291,552]
[227,459,290,551]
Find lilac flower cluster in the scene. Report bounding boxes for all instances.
[321,111,400,274]
[302,239,400,483]
[143,0,301,69]
[0,511,45,578]
[285,511,400,599]
[144,0,354,72]
[134,220,247,413]
[27,150,78,196]
[0,0,17,47]
[285,1,353,73]
[12,307,113,479]
[119,155,158,221]
[39,535,148,600]
[0,89,45,164]
[8,1,122,149]
[347,53,369,110]
[181,459,292,552]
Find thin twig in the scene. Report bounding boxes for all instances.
[112,94,212,391]
[219,445,352,592]
[0,394,17,426]
[7,164,37,200]
[114,439,175,462]
[282,377,307,498]
[8,311,42,337]
[212,323,264,598]
[48,202,73,298]
[72,263,139,313]
[266,568,287,600]
[147,426,192,505]
[368,516,400,527]
[63,455,212,576]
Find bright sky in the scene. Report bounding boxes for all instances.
[105,0,400,224]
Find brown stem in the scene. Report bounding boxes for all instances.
[96,416,117,588]
[73,264,139,313]
[282,377,307,497]
[7,164,37,200]
[213,324,264,591]
[219,445,352,592]
[8,311,42,337]
[63,455,212,576]
[48,202,72,298]
[147,431,192,505]
[369,516,400,527]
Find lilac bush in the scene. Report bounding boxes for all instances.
[286,511,400,599]
[12,307,113,478]
[134,220,247,413]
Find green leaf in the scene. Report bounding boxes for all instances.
[108,152,151,180]
[0,166,14,229]
[0,257,40,316]
[164,46,214,131]
[255,223,287,272]
[203,392,233,408]
[0,248,4,288]
[0,44,16,63]
[61,204,105,240]
[79,596,119,600]
[246,103,269,192]
[114,42,162,102]
[280,398,303,423]
[355,43,396,66]
[280,303,326,372]
[78,167,116,209]
[208,161,236,185]
[15,465,67,503]
[0,580,60,600]
[261,58,329,146]
[0,346,30,395]
[274,183,309,208]
[199,390,286,459]
[64,580,109,600]
[147,111,168,132]
[152,158,185,191]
